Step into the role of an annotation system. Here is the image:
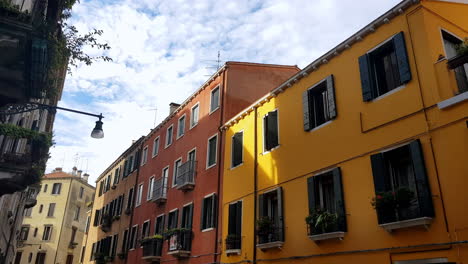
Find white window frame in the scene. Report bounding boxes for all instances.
[168,208,179,229]
[42,225,53,241]
[135,183,143,207]
[262,109,280,154]
[187,147,196,161]
[206,133,218,169]
[172,157,183,187]
[129,225,138,250]
[165,125,174,148]
[201,193,216,231]
[231,130,244,169]
[141,146,148,166]
[177,114,186,139]
[141,219,151,241]
[209,86,220,114]
[147,176,155,201]
[152,136,160,158]
[190,102,200,129]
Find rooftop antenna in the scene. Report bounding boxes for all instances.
[202,51,225,76]
[85,159,89,174]
[148,107,158,127]
[73,153,79,168]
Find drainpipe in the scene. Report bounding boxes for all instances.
[253,107,259,264]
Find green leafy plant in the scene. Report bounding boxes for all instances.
[163,228,191,239]
[141,234,163,243]
[256,216,274,235]
[371,187,415,210]
[305,208,338,235]
[456,37,468,56]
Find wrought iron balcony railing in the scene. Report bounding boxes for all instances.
[142,237,163,260]
[152,177,167,203]
[225,234,241,251]
[175,160,196,191]
[167,229,192,258]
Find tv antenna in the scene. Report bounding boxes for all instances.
[202,51,225,76]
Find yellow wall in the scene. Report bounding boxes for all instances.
[221,1,468,263]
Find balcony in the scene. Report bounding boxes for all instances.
[141,237,163,261]
[152,177,167,204]
[175,160,196,191]
[24,197,37,208]
[256,226,284,250]
[447,54,468,94]
[225,234,241,255]
[376,201,433,232]
[167,229,192,258]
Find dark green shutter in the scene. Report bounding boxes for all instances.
[211,194,217,228]
[332,168,347,232]
[200,199,206,230]
[30,38,47,98]
[410,140,434,217]
[393,32,412,84]
[175,210,179,228]
[232,132,243,167]
[370,153,388,193]
[266,110,279,150]
[307,176,316,214]
[188,204,194,228]
[359,54,374,101]
[326,75,337,119]
[236,201,242,236]
[302,90,311,131]
[258,193,265,218]
[228,203,236,235]
[276,187,284,241]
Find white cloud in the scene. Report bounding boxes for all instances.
[46,0,401,184]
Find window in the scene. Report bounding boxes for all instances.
[113,167,120,185]
[142,220,150,239]
[36,253,46,264]
[302,75,337,131]
[210,86,220,113]
[14,252,22,264]
[70,227,77,243]
[167,209,179,230]
[128,155,134,174]
[79,187,84,199]
[123,160,129,178]
[93,210,100,226]
[39,204,43,213]
[111,234,118,256]
[165,125,174,147]
[207,134,218,168]
[162,167,169,197]
[181,203,194,229]
[106,175,111,191]
[231,132,243,168]
[152,137,160,157]
[263,110,279,152]
[201,194,216,230]
[154,215,165,235]
[43,184,48,193]
[442,30,468,93]
[173,158,182,187]
[42,225,52,241]
[258,188,283,243]
[370,140,434,224]
[98,181,104,197]
[20,226,29,241]
[34,228,38,237]
[190,103,199,128]
[227,201,242,250]
[74,206,80,221]
[177,115,186,138]
[47,203,56,217]
[359,32,411,101]
[24,207,32,217]
[129,225,138,250]
[147,177,155,201]
[188,149,196,162]
[85,216,91,233]
[136,184,143,206]
[127,187,134,210]
[80,246,86,263]
[122,229,129,252]
[51,183,61,195]
[306,168,346,235]
[141,146,148,166]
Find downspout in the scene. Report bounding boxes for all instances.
[53,178,73,264]
[214,70,227,264]
[253,107,258,264]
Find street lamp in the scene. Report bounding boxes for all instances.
[0,103,105,139]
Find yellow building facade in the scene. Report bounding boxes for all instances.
[221,1,468,264]
[18,168,95,264]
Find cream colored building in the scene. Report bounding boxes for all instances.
[16,168,95,264]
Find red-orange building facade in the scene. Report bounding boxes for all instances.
[127,62,299,264]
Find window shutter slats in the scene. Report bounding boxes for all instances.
[200,199,206,230]
[188,204,194,228]
[276,187,284,242]
[266,110,279,150]
[332,168,347,232]
[370,153,388,193]
[326,75,337,120]
[302,90,311,131]
[228,203,236,235]
[306,177,316,214]
[236,201,242,236]
[410,140,434,218]
[174,210,179,229]
[393,32,412,84]
[211,195,217,228]
[358,54,374,101]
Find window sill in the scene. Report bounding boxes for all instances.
[226,249,241,255]
[209,107,220,116]
[256,241,283,250]
[230,163,244,170]
[168,250,191,257]
[262,145,280,155]
[371,84,406,102]
[152,154,158,159]
[206,163,217,170]
[308,231,345,242]
[176,134,184,140]
[164,144,172,149]
[437,91,468,110]
[307,120,332,132]
[202,227,214,233]
[189,123,198,130]
[379,217,433,232]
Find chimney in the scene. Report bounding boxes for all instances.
[169,102,180,115]
[54,167,62,172]
[72,166,77,176]
[82,173,89,182]
[77,170,82,178]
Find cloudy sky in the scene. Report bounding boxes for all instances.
[46,0,401,184]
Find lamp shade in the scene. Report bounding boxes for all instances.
[91,120,104,139]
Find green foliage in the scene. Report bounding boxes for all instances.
[256,216,274,234]
[371,187,415,210]
[163,228,191,239]
[0,0,31,22]
[0,124,52,147]
[456,37,468,56]
[141,234,163,243]
[305,208,338,234]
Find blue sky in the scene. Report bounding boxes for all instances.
[46,0,401,184]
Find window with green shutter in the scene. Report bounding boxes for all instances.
[257,187,284,244]
[201,194,217,230]
[226,201,242,250]
[231,131,243,168]
[263,110,279,152]
[359,31,411,101]
[370,140,434,225]
[302,75,337,131]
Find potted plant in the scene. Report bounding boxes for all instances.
[111,185,117,190]
[447,37,468,69]
[256,216,275,243]
[112,215,120,221]
[305,208,338,235]
[117,252,126,259]
[124,208,132,215]
[371,187,415,223]
[225,234,241,250]
[93,253,105,264]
